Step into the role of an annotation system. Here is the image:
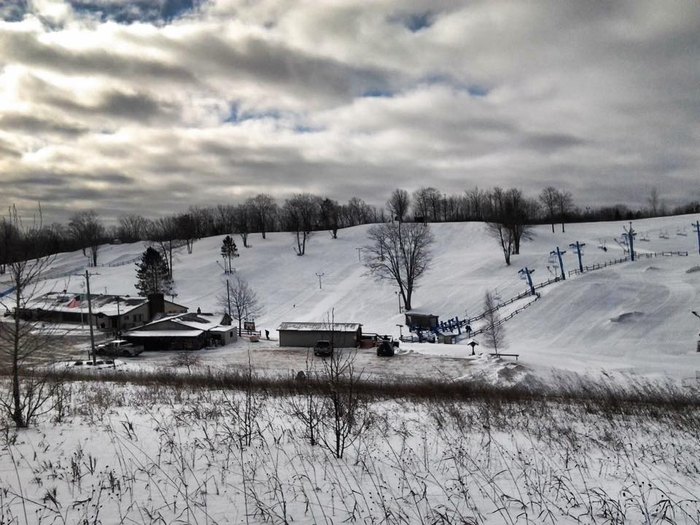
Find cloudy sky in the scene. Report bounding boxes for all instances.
[1,0,699,222]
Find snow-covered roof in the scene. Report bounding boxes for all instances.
[24,292,148,316]
[129,312,231,335]
[278,322,362,332]
[209,325,235,332]
[126,330,204,338]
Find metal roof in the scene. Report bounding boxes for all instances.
[277,322,361,332]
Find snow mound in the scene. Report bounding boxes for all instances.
[686,265,700,273]
[644,266,662,272]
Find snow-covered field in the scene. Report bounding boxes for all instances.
[2,213,698,385]
[1,215,699,524]
[0,378,697,524]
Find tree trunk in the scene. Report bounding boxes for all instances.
[12,289,25,428]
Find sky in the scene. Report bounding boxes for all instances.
[1,0,699,223]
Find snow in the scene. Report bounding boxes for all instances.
[1,215,699,523]
[278,321,361,331]
[4,213,699,383]
[126,329,203,338]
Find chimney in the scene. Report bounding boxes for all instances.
[147,293,165,321]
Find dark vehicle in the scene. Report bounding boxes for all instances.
[314,339,333,357]
[95,340,143,357]
[376,338,395,357]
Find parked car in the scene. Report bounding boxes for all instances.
[314,340,333,357]
[95,340,143,357]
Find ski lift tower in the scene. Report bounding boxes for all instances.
[518,267,536,296]
[549,247,566,280]
[623,223,637,261]
[568,242,586,273]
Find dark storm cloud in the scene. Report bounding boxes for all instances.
[0,30,195,84]
[36,86,180,124]
[0,112,87,136]
[0,139,21,158]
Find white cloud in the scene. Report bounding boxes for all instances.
[1,0,699,221]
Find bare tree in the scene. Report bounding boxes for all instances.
[0,206,59,428]
[481,291,505,356]
[117,214,149,242]
[486,221,514,266]
[647,187,660,216]
[247,194,278,239]
[175,212,198,254]
[486,187,518,265]
[69,210,104,266]
[0,216,19,275]
[234,203,253,248]
[413,187,442,221]
[215,204,237,235]
[283,194,319,256]
[556,190,574,233]
[222,275,262,336]
[344,197,376,226]
[539,187,559,233]
[317,310,371,459]
[363,222,434,311]
[387,189,410,223]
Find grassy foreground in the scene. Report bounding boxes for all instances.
[0,366,698,524]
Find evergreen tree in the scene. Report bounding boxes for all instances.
[135,247,173,297]
[221,235,239,274]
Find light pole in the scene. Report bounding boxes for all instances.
[395,290,403,313]
[396,323,403,339]
[115,295,121,339]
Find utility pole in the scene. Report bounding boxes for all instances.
[569,241,586,273]
[226,278,231,317]
[316,272,324,290]
[519,267,536,296]
[116,295,121,339]
[692,220,700,255]
[85,270,96,365]
[623,222,636,261]
[550,247,566,280]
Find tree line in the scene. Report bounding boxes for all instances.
[2,186,697,271]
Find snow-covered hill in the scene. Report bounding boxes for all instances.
[3,214,699,381]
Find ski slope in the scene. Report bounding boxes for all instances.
[3,214,699,381]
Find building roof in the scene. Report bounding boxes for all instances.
[24,292,145,316]
[278,322,362,332]
[128,312,231,335]
[22,292,187,317]
[127,330,204,338]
